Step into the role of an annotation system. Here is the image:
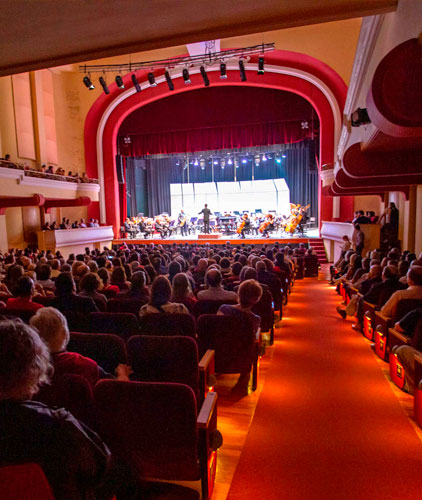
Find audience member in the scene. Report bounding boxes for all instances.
[139,275,189,316]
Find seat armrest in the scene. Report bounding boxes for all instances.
[363,301,377,310]
[388,328,410,346]
[375,311,389,322]
[197,391,217,429]
[199,350,215,403]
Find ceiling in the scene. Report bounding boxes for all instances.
[1,0,397,77]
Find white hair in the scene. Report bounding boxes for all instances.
[29,307,70,351]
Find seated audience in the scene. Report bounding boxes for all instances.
[380,266,422,318]
[118,270,150,301]
[79,272,107,308]
[98,268,120,295]
[197,268,239,302]
[0,318,113,500]
[171,272,197,313]
[50,272,99,314]
[139,275,189,316]
[6,276,44,311]
[30,307,130,387]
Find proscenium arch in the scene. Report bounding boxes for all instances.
[84,51,347,235]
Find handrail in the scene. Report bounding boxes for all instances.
[0,161,99,184]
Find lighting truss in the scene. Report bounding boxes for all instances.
[79,43,275,74]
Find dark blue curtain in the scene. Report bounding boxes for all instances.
[126,140,318,220]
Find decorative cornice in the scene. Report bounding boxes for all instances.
[337,15,385,160]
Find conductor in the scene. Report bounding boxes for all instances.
[198,204,212,234]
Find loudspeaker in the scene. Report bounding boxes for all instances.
[116,155,124,184]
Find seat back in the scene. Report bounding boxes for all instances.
[0,463,54,500]
[68,332,128,373]
[139,313,196,338]
[394,299,422,323]
[90,312,139,341]
[99,288,118,299]
[252,289,274,334]
[94,380,199,481]
[0,308,35,323]
[194,299,237,317]
[32,296,56,307]
[107,297,146,315]
[35,373,94,425]
[197,314,256,374]
[128,335,200,400]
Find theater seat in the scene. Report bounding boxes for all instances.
[107,297,147,315]
[252,289,275,344]
[374,300,422,361]
[94,380,219,500]
[363,301,377,341]
[89,312,139,341]
[127,335,215,405]
[197,314,260,391]
[0,463,54,500]
[193,299,237,317]
[139,313,196,338]
[388,328,409,391]
[0,308,35,323]
[68,332,128,373]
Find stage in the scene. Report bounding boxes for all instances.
[114,228,320,246]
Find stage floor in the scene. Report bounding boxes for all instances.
[114,228,320,246]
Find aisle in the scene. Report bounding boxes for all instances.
[226,270,422,500]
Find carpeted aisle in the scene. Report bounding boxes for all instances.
[226,271,422,500]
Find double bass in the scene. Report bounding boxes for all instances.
[237,213,248,234]
[285,204,310,234]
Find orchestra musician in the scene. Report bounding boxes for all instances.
[138,217,153,239]
[123,217,137,239]
[154,216,167,239]
[237,213,251,239]
[259,213,275,238]
[178,209,189,237]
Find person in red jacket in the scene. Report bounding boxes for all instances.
[6,276,44,311]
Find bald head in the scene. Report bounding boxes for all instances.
[206,268,222,287]
[370,264,382,278]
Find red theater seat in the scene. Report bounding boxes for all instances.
[107,297,147,315]
[0,463,54,500]
[68,332,128,373]
[252,288,275,344]
[139,312,196,338]
[374,300,422,361]
[363,301,377,341]
[94,380,219,500]
[127,335,215,405]
[193,299,237,317]
[0,308,35,323]
[388,328,410,391]
[197,314,260,391]
[414,355,422,428]
[89,312,139,341]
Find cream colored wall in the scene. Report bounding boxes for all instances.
[353,195,382,217]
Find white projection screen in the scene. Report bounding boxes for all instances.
[170,178,290,216]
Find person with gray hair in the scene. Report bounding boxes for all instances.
[30,307,131,388]
[0,317,112,500]
[197,268,239,302]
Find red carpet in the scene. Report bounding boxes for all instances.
[227,271,422,500]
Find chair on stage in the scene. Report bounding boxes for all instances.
[127,335,215,406]
[94,380,220,500]
[0,463,55,500]
[139,312,196,338]
[68,332,128,373]
[197,314,261,391]
[89,312,139,341]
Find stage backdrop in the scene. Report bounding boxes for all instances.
[125,140,318,220]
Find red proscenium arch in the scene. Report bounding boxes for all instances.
[84,50,348,236]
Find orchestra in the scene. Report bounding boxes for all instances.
[122,205,310,239]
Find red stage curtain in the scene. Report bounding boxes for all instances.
[120,120,312,155]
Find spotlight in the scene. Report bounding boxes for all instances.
[220,62,227,79]
[220,159,226,169]
[200,158,206,169]
[234,158,239,168]
[228,157,233,165]
[258,57,265,75]
[194,158,199,166]
[262,154,267,161]
[148,72,157,87]
[239,60,247,82]
[254,154,260,166]
[183,161,188,170]
[165,70,174,91]
[275,155,282,164]
[200,66,210,87]
[282,153,287,158]
[176,159,180,166]
[213,159,219,165]
[131,74,141,92]
[99,76,110,95]
[115,75,125,89]
[241,158,248,164]
[183,68,191,84]
[83,76,95,90]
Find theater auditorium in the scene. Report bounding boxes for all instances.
[1,0,422,499]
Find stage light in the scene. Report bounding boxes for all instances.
[115,75,125,89]
[258,57,265,74]
[83,76,95,90]
[220,62,227,79]
[176,159,180,166]
[228,157,233,165]
[213,159,219,165]
[200,158,206,169]
[131,74,142,92]
[235,158,239,168]
[183,68,191,84]
[148,72,157,86]
[282,153,287,158]
[200,66,210,87]
[164,70,174,91]
[183,161,189,170]
[275,155,282,164]
[194,158,199,166]
[242,158,247,164]
[254,155,260,166]
[220,159,226,169]
[262,154,267,161]
[99,76,110,95]
[239,60,247,82]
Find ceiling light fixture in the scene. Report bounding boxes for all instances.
[165,70,174,91]
[131,74,141,92]
[239,60,247,82]
[183,68,191,84]
[200,66,210,87]
[148,72,157,87]
[115,75,125,89]
[258,57,265,75]
[99,76,110,95]
[83,76,94,90]
[220,62,227,79]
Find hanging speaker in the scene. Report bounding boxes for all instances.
[116,155,124,184]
